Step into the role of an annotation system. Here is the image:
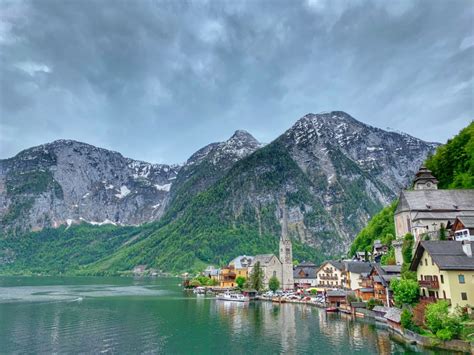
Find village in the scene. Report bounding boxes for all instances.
[183,166,474,352]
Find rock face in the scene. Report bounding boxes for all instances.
[0,140,179,233]
[0,112,438,252]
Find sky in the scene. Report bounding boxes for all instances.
[0,0,473,164]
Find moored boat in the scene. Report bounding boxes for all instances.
[325,307,338,312]
[216,292,249,302]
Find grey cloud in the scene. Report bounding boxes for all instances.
[0,0,472,163]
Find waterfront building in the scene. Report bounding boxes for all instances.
[203,265,220,282]
[409,240,474,310]
[219,265,237,288]
[229,255,254,279]
[316,261,345,288]
[343,261,373,291]
[293,262,318,289]
[368,264,401,306]
[393,167,474,242]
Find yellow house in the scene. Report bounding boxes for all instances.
[219,255,254,288]
[410,240,474,310]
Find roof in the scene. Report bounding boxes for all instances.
[410,240,474,271]
[318,260,344,272]
[384,308,402,323]
[298,261,317,266]
[344,261,373,274]
[293,264,318,279]
[381,265,402,274]
[251,254,278,266]
[457,216,474,229]
[412,211,474,222]
[229,255,254,269]
[326,289,347,297]
[396,190,474,214]
[358,287,374,293]
[373,306,389,313]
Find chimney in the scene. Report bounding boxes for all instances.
[462,240,472,257]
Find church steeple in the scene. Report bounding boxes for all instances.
[413,166,438,190]
[279,196,294,289]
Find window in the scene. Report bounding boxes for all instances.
[440,275,444,284]
[459,275,465,284]
[443,290,446,299]
[424,258,428,266]
[273,271,276,278]
[461,292,468,301]
[420,274,423,281]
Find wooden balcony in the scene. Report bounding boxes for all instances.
[419,279,439,289]
[319,275,338,281]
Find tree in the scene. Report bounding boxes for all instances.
[235,276,246,289]
[401,233,414,276]
[268,276,280,292]
[390,278,419,306]
[249,261,264,292]
[438,223,447,241]
[425,300,462,340]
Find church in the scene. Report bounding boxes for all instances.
[248,199,294,290]
[394,166,474,242]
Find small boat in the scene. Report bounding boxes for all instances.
[193,287,206,295]
[216,292,249,302]
[325,307,338,313]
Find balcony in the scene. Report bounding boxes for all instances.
[319,275,338,281]
[419,279,439,289]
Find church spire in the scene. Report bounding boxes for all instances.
[280,196,289,241]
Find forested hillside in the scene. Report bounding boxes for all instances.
[426,122,474,189]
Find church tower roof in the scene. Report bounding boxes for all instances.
[413,166,438,190]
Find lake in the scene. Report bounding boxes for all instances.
[0,276,434,354]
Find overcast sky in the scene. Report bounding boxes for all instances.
[1,0,473,163]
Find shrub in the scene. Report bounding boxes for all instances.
[425,300,462,341]
[390,278,419,306]
[268,276,280,292]
[367,298,383,310]
[401,309,414,330]
[235,276,246,289]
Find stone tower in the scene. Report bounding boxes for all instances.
[279,197,294,290]
[413,166,438,190]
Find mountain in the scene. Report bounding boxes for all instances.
[80,112,438,273]
[0,111,439,274]
[0,140,179,234]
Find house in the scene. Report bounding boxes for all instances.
[229,255,254,279]
[450,216,474,241]
[394,167,474,242]
[219,265,237,288]
[409,240,474,309]
[133,265,147,275]
[248,254,283,289]
[372,240,388,262]
[326,289,347,307]
[203,265,220,282]
[293,262,318,289]
[370,264,401,307]
[343,261,373,291]
[384,307,402,333]
[316,261,345,288]
[353,251,371,262]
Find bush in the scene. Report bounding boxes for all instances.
[367,298,383,310]
[235,276,246,289]
[425,300,462,341]
[390,278,419,306]
[268,276,280,292]
[401,309,414,330]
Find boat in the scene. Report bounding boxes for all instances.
[325,307,338,313]
[216,292,249,302]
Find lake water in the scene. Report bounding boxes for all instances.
[0,276,434,354]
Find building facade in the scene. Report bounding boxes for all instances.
[316,261,345,288]
[410,240,474,310]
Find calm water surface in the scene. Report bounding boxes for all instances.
[0,276,433,354]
